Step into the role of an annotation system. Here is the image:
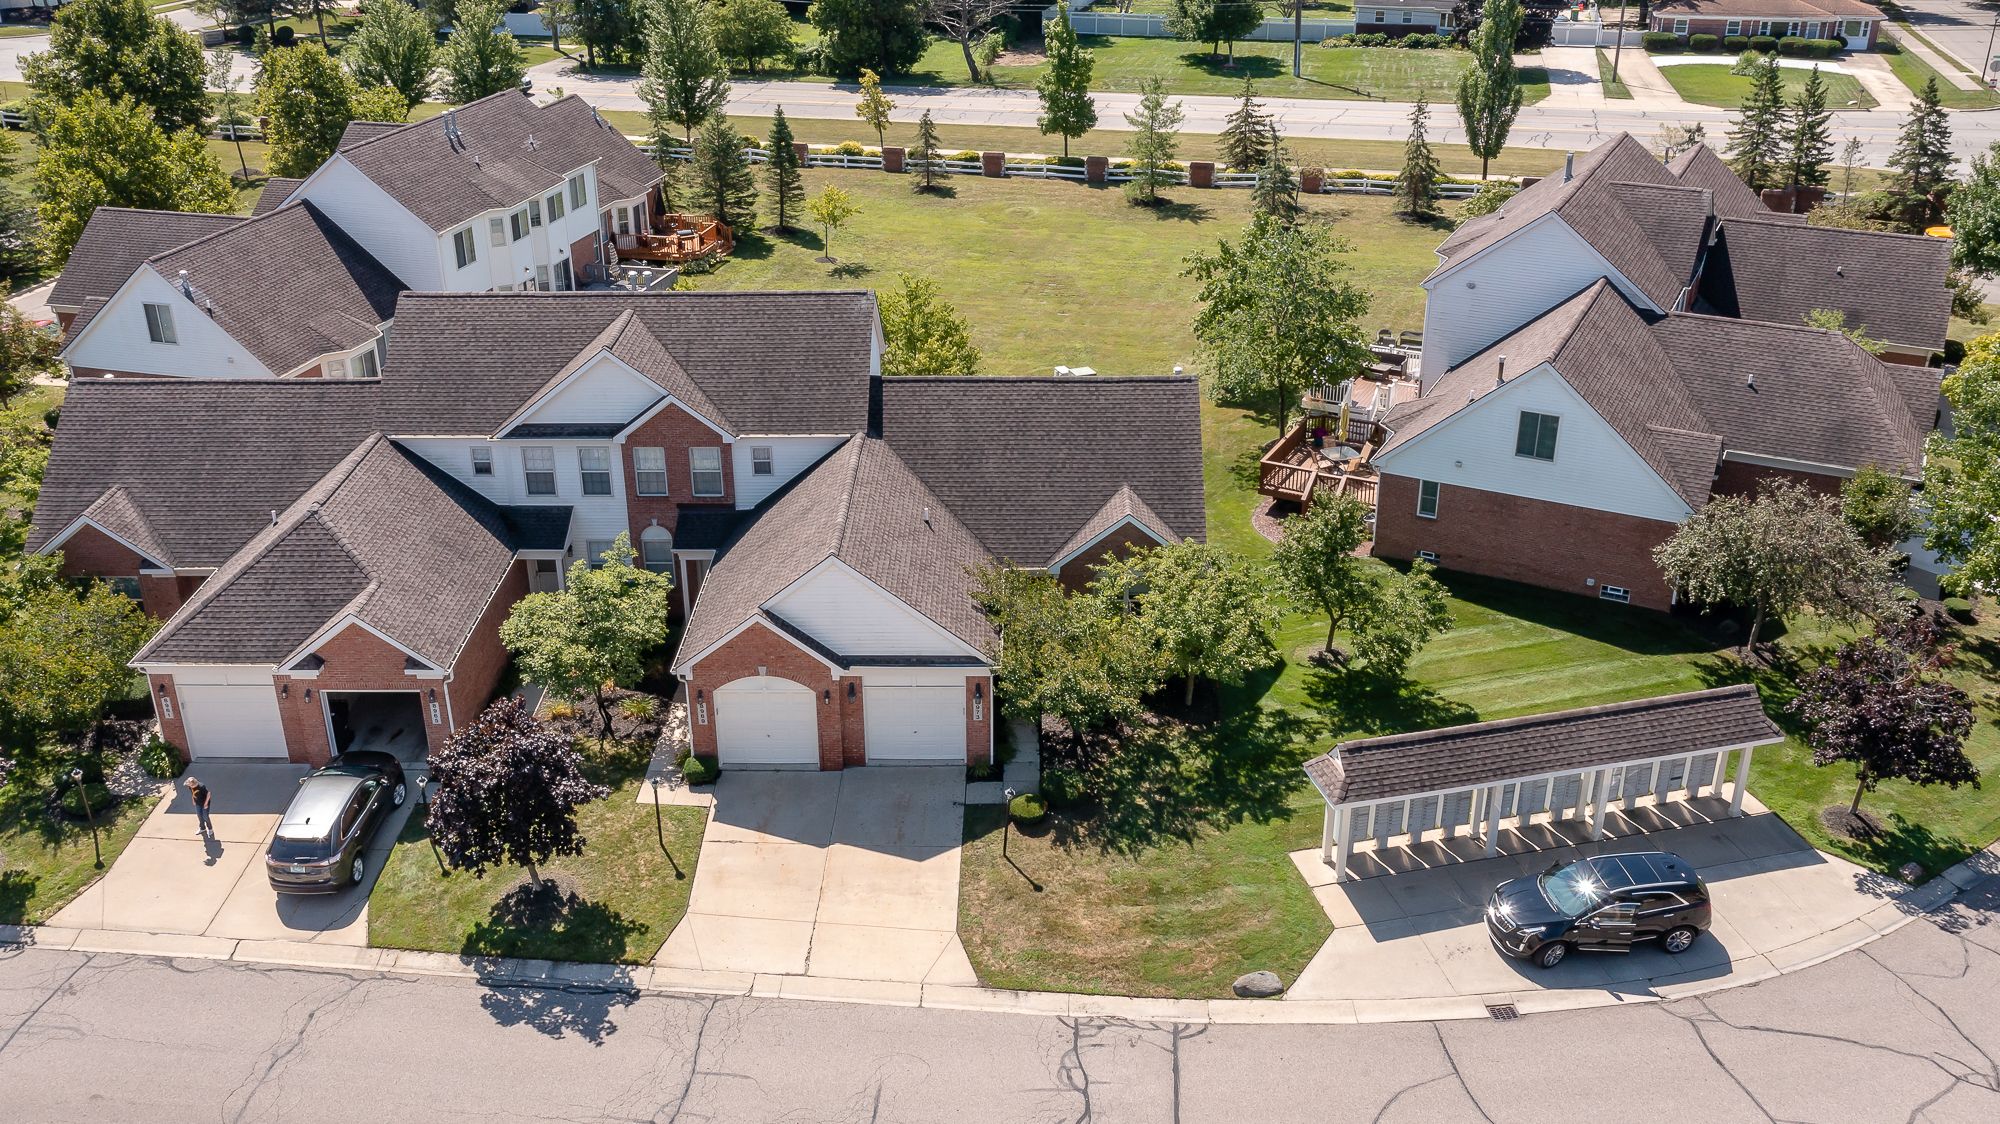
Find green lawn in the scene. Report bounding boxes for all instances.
[1658,62,1877,110]
[1598,48,1633,99]
[367,738,706,965]
[1,759,156,925]
[1882,40,2000,110]
[683,170,1446,375]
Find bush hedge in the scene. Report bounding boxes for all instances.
[832,140,865,156]
[1690,33,1720,51]
[1724,35,1749,50]
[139,736,185,779]
[1943,596,1977,622]
[1750,34,1778,51]
[1009,792,1048,823]
[680,752,719,786]
[59,780,116,821]
[1324,32,1452,49]
[1643,31,1684,52]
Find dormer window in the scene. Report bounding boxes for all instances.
[143,302,177,344]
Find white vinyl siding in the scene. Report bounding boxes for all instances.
[510,208,530,241]
[512,353,665,425]
[569,173,588,210]
[488,217,506,247]
[764,560,976,658]
[546,189,566,222]
[294,155,445,289]
[632,446,667,495]
[690,447,724,497]
[64,267,270,379]
[731,436,847,508]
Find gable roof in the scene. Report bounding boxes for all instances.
[28,380,387,568]
[135,435,545,668]
[49,208,246,315]
[380,290,877,435]
[1698,218,1954,353]
[1428,133,1711,308]
[1051,484,1180,565]
[502,309,729,434]
[876,376,1206,566]
[330,89,663,231]
[1302,685,1781,806]
[1667,144,1784,221]
[675,436,997,667]
[130,201,405,376]
[250,177,305,217]
[1649,0,1879,17]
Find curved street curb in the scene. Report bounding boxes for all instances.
[5,844,1992,1026]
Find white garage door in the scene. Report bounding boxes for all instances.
[178,683,289,759]
[864,686,964,762]
[714,677,818,766]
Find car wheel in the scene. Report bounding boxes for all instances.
[392,781,407,807]
[349,856,366,885]
[1663,925,1699,955]
[1535,941,1572,969]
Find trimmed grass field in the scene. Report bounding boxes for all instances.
[368,738,706,965]
[0,758,154,925]
[1657,61,1877,110]
[1598,48,1634,99]
[1882,37,2000,110]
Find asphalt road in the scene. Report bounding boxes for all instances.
[3,876,1997,1122]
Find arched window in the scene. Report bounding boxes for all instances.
[640,525,673,573]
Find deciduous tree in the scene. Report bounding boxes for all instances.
[1094,541,1274,706]
[924,0,1011,82]
[1725,56,1786,192]
[1788,623,1977,820]
[208,48,253,181]
[1456,0,1523,180]
[33,93,235,267]
[0,580,155,747]
[1035,2,1096,158]
[879,272,980,375]
[1840,465,1916,551]
[1923,334,2000,593]
[1123,76,1184,206]
[639,0,730,146]
[1947,140,2000,278]
[805,182,858,263]
[343,0,436,110]
[974,566,1157,736]
[1269,492,1374,653]
[569,0,641,69]
[255,42,368,177]
[1349,559,1452,678]
[764,107,805,231]
[688,113,759,228]
[809,0,928,77]
[438,0,528,102]
[0,304,61,408]
[712,0,795,74]
[426,696,609,887]
[23,0,209,134]
[497,533,674,739]
[1654,478,1899,652]
[1184,213,1372,436]
[1396,93,1441,218]
[855,67,895,148]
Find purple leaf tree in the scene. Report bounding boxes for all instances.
[426,696,608,887]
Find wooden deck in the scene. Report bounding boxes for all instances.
[1258,420,1382,510]
[613,213,734,264]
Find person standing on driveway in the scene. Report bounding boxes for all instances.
[185,776,213,838]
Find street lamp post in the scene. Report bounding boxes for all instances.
[69,767,102,870]
[1985,13,2000,86]
[1002,787,1016,862]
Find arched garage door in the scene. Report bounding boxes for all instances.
[714,676,819,766]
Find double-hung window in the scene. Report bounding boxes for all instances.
[529,198,543,227]
[535,264,551,291]
[143,302,177,344]
[569,173,588,210]
[689,447,724,497]
[1515,411,1560,461]
[1673,17,1688,34]
[470,447,493,476]
[456,226,481,268]
[353,347,379,379]
[1725,19,1741,36]
[325,356,348,378]
[578,447,612,495]
[632,447,667,495]
[487,217,505,247]
[585,539,616,567]
[523,446,557,495]
[1417,480,1440,519]
[546,190,566,223]
[640,534,673,572]
[751,446,774,476]
[510,207,530,241]
[616,208,632,236]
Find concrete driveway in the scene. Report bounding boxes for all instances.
[1285,799,1916,1006]
[49,763,412,946]
[655,768,978,985]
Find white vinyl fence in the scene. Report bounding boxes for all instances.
[1053,1,1355,41]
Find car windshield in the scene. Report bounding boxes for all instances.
[1538,862,1608,917]
[269,834,330,863]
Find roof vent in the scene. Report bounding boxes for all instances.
[270,509,278,526]
[443,109,462,150]
[177,269,192,297]
[1835,264,1844,277]
[922,506,932,528]
[1745,372,1756,389]
[1563,152,1574,183]
[524,133,539,151]
[1495,354,1507,386]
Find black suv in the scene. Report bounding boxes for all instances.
[1486,850,1712,969]
[266,751,407,894]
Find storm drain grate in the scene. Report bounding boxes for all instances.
[1485,1004,1519,1021]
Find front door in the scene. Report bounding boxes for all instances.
[1579,900,1640,952]
[529,559,561,592]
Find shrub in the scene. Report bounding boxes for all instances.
[1724,35,1749,50]
[793,39,829,75]
[1459,179,1520,217]
[232,25,254,44]
[1690,33,1720,52]
[1878,39,1901,54]
[545,699,575,720]
[1008,792,1047,823]
[59,780,116,820]
[833,140,865,156]
[1805,38,1839,58]
[967,760,998,781]
[1642,31,1685,52]
[617,694,658,721]
[1943,596,1977,622]
[139,736,184,779]
[948,149,981,162]
[272,25,295,46]
[1776,35,1806,55]
[1040,763,1082,806]
[680,752,719,786]
[1750,35,1778,52]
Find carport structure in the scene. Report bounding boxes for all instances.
[1304,685,1785,882]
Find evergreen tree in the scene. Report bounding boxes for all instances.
[1219,77,1272,171]
[1251,142,1300,225]
[911,109,945,192]
[1455,0,1523,180]
[690,113,758,228]
[808,0,928,77]
[1888,77,1955,228]
[639,0,730,145]
[1782,65,1835,190]
[855,68,895,148]
[1035,2,1096,159]
[1725,57,1787,192]
[23,0,209,134]
[1123,76,1184,207]
[438,0,528,102]
[1396,94,1441,218]
[343,0,436,110]
[765,107,805,232]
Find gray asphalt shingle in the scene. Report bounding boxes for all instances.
[48,208,246,315]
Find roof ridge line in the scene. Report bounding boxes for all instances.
[829,433,868,557]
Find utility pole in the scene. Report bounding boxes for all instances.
[1294,0,1304,78]
[1612,0,1629,84]
[1984,11,1999,86]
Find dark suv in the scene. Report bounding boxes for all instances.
[1486,850,1712,969]
[267,751,407,894]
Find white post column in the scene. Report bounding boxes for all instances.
[1710,750,1729,795]
[1335,806,1357,882]
[1469,788,1486,844]
[1483,784,1503,856]
[1590,768,1613,840]
[1321,804,1337,863]
[1730,746,1753,816]
[1374,800,1392,851]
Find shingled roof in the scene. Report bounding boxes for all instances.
[1698,217,1954,354]
[330,89,662,231]
[135,202,405,376]
[675,436,997,668]
[250,178,305,217]
[48,208,246,315]
[876,376,1206,566]
[1302,685,1782,806]
[1667,144,1785,221]
[380,290,878,435]
[135,436,551,668]
[1650,0,1879,18]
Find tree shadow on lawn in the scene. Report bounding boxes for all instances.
[0,869,36,927]
[1301,666,1476,741]
[1143,198,1214,224]
[1177,51,1284,80]
[1833,813,1977,910]
[467,881,649,1043]
[1431,569,1720,659]
[1045,703,1318,856]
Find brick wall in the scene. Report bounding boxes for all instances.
[1055,523,1162,589]
[54,524,145,585]
[567,230,601,285]
[135,573,206,619]
[446,560,530,730]
[839,674,866,766]
[148,673,192,763]
[965,674,993,766]
[273,627,449,767]
[1372,474,1678,611]
[1712,459,1844,500]
[685,621,844,769]
[621,405,734,537]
